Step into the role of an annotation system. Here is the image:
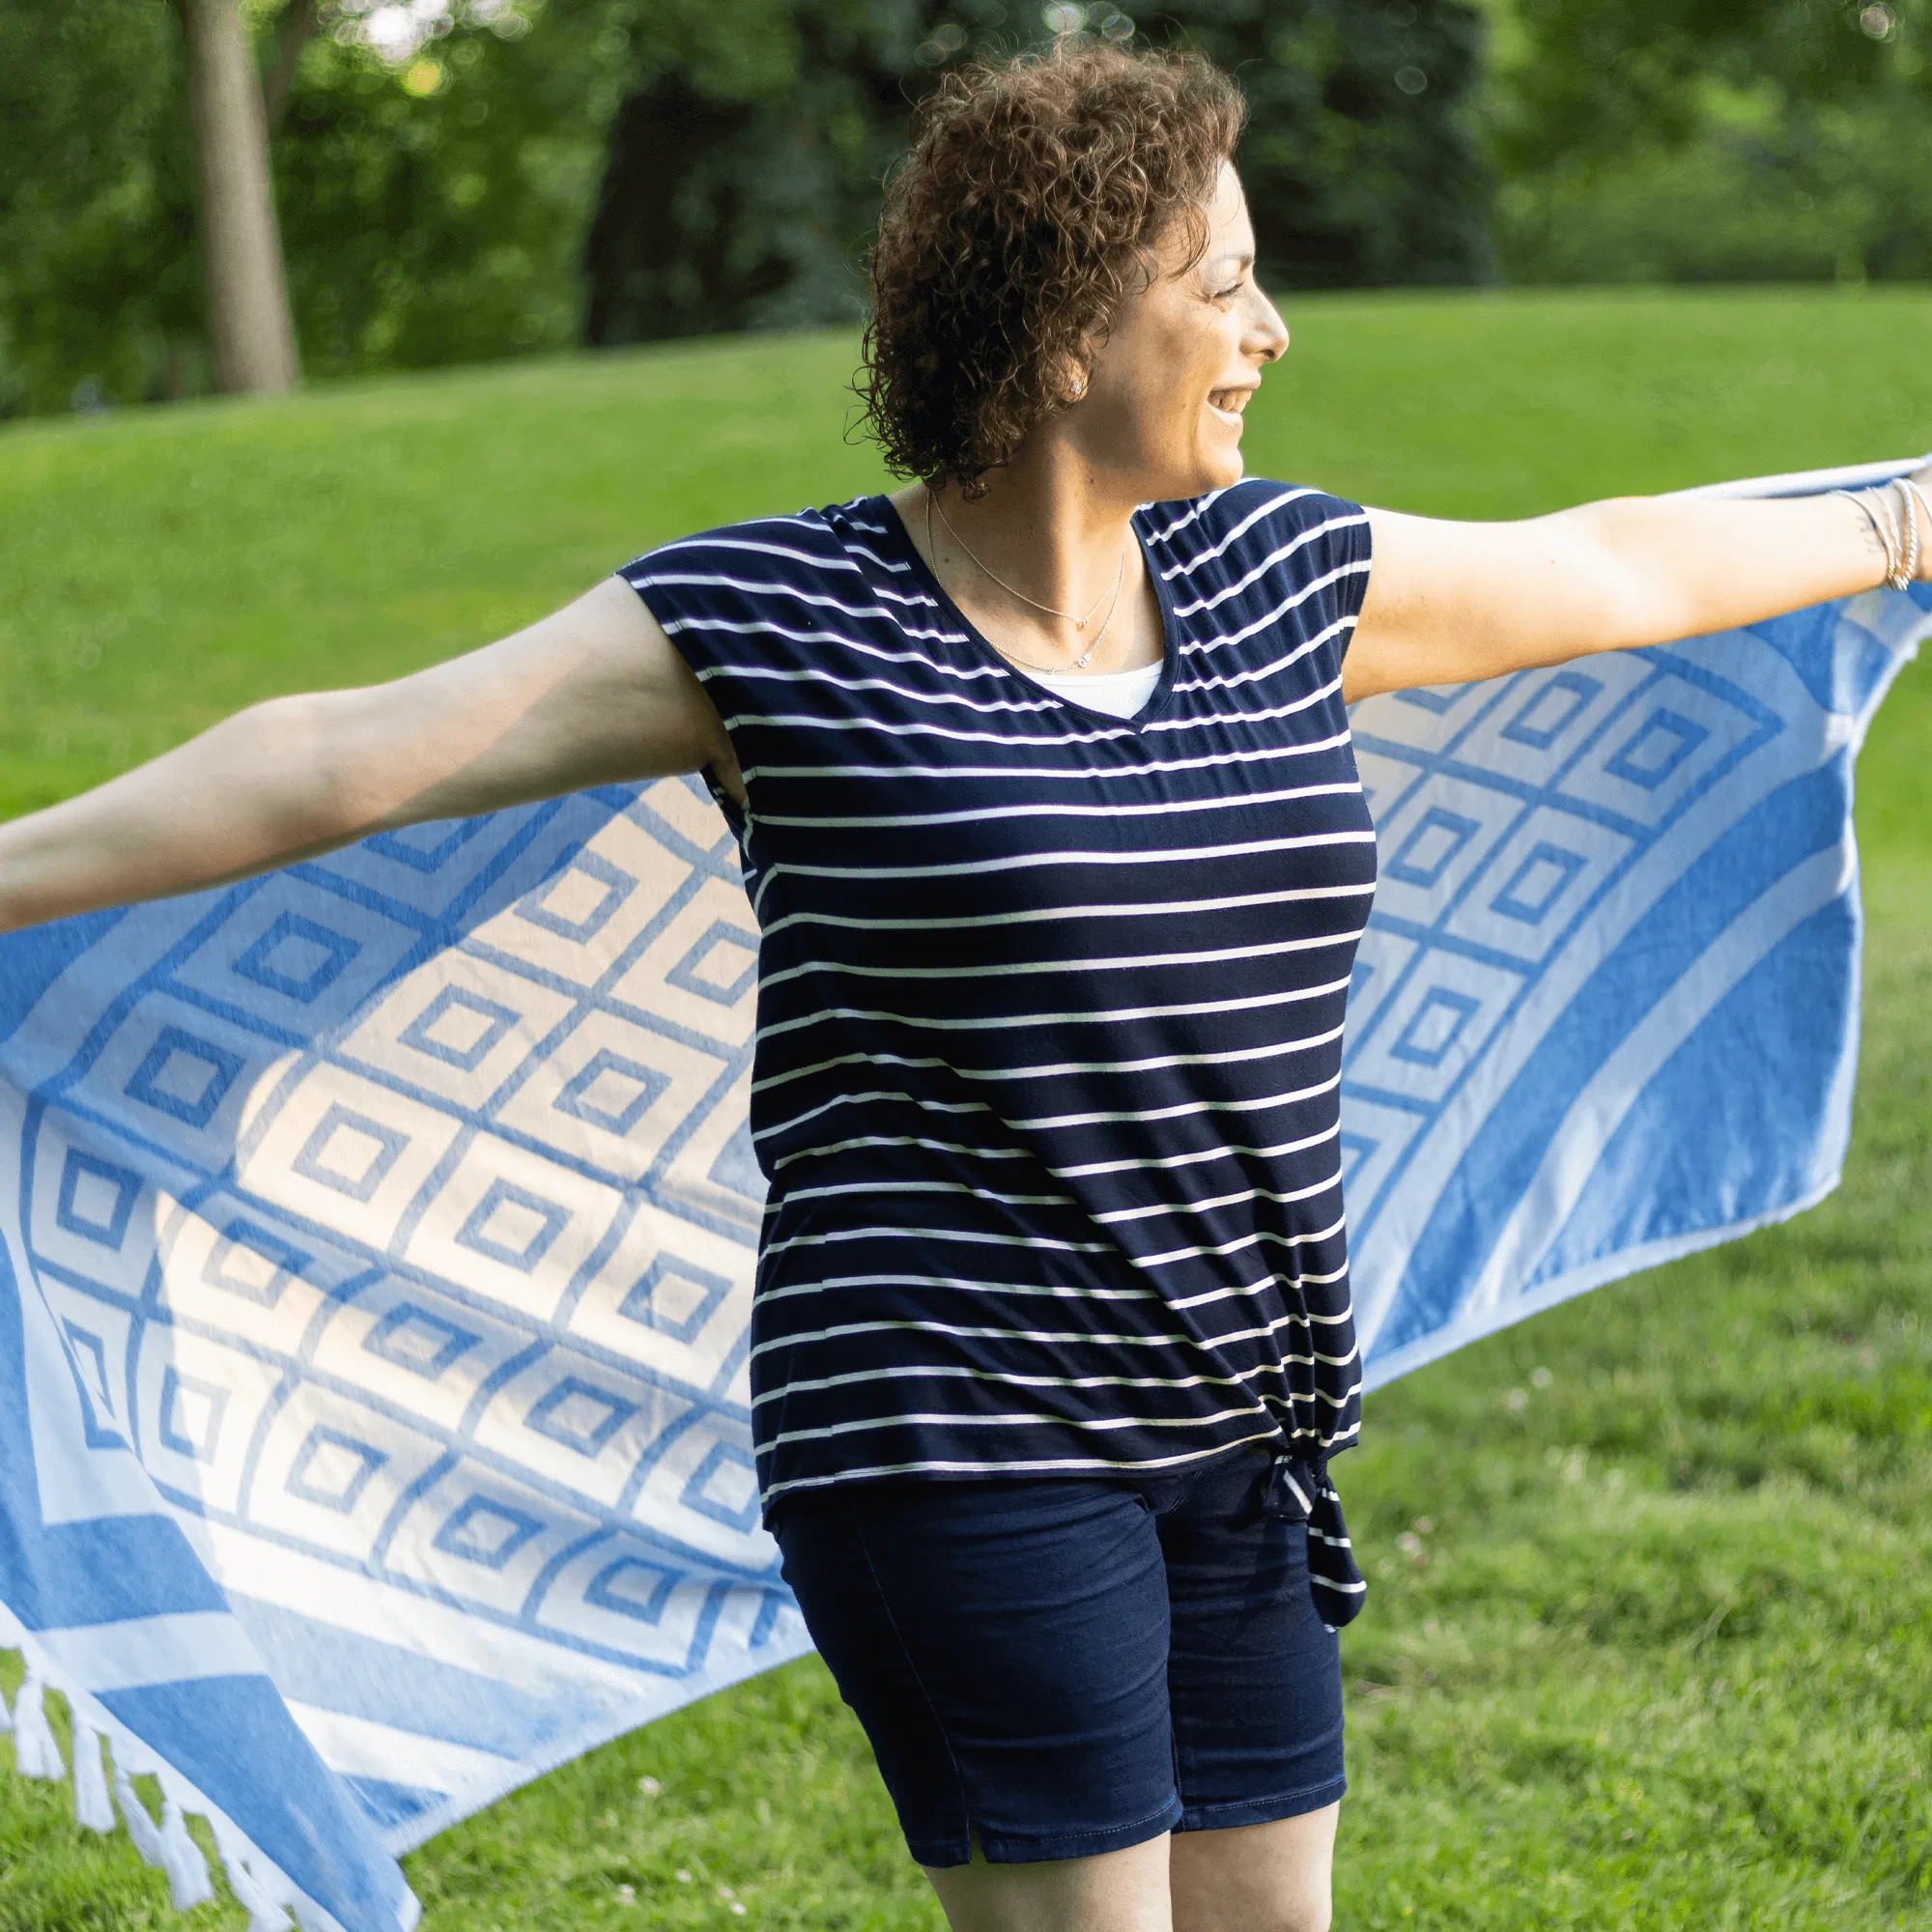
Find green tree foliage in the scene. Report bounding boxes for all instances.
[0,1,204,414]
[582,0,999,346]
[0,0,638,415]
[1142,0,1492,290]
[272,5,629,375]
[1492,0,1898,171]
[1487,0,1932,284]
[582,0,1492,350]
[5,0,1492,413]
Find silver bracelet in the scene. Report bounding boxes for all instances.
[1885,479,1921,589]
[1901,478,1932,587]
[1877,482,1912,589]
[1834,482,1919,590]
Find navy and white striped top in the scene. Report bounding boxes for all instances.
[622,479,1377,1621]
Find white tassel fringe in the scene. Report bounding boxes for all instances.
[209,1814,298,1932]
[113,1765,215,1910]
[12,1666,65,1780]
[159,1792,217,1910]
[71,1719,115,1832]
[114,1760,172,1866]
[3,1636,403,1931]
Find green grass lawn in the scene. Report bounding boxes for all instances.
[3,287,1931,1930]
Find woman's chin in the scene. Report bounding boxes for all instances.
[1197,446,1246,494]
[1147,450,1244,504]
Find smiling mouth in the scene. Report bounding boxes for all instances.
[1207,387,1253,427]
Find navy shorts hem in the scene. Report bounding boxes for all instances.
[1178,1774,1346,1834]
[913,1793,1187,1869]
[777,1461,1346,1872]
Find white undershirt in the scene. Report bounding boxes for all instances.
[1009,658,1164,720]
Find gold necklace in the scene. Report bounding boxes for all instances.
[925,491,1129,673]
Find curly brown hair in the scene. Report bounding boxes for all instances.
[858,43,1246,499]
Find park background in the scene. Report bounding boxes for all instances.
[3,2,1932,1928]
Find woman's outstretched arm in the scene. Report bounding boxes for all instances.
[0,578,731,935]
[1344,468,1930,702]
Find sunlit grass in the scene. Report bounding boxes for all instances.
[3,289,1931,1929]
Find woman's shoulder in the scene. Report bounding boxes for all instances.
[1141,479,1374,649]
[620,497,880,596]
[1137,478,1367,566]
[616,496,926,687]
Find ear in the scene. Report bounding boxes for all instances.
[1049,348,1093,408]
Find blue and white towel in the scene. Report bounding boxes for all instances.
[1,463,1925,1930]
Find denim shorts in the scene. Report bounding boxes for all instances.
[772,1448,1346,1867]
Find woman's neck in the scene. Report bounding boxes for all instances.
[892,452,1162,675]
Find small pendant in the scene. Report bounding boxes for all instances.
[1075,618,1087,631]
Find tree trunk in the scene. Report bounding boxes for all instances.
[182,0,298,393]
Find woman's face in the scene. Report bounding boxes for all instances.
[1066,161,1288,504]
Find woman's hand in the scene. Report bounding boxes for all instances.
[1343,466,1928,703]
[0,580,734,935]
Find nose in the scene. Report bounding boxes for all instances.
[1252,301,1283,363]
[1254,296,1289,365]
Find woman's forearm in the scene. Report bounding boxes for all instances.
[1350,477,1916,700]
[0,582,724,937]
[0,692,362,934]
[1553,489,1889,649]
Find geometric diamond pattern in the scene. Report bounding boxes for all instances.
[517,851,636,944]
[666,920,759,1006]
[293,1105,410,1203]
[399,986,521,1072]
[526,1376,637,1456]
[54,1150,142,1250]
[679,1440,760,1531]
[232,912,362,1003]
[1500,669,1601,751]
[1345,649,1780,1246]
[156,1366,229,1463]
[10,779,777,1732]
[62,1321,114,1417]
[1390,986,1481,1067]
[286,1426,387,1513]
[617,1253,733,1345]
[1605,706,1709,790]
[124,1026,245,1129]
[202,1220,309,1308]
[555,1049,670,1135]
[585,1553,678,1625]
[363,1304,478,1379]
[433,1494,546,1571]
[2,775,797,1932]
[455,1179,571,1273]
[1491,840,1588,925]
[1384,806,1482,890]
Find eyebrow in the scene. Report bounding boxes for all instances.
[1205,251,1255,272]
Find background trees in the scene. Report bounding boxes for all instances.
[182,0,299,392]
[0,0,631,413]
[1485,0,1932,284]
[582,0,952,346]
[1142,0,1492,291]
[0,1,203,414]
[579,0,1492,352]
[2,0,1930,418]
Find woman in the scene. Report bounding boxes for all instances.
[1,43,1923,1932]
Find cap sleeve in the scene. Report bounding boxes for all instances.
[1254,484,1373,668]
[615,511,864,804]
